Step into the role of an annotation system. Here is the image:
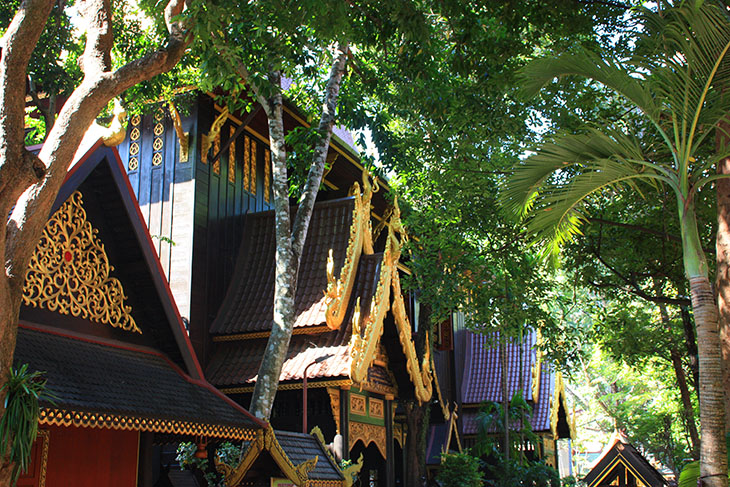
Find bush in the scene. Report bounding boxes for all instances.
[437,452,485,487]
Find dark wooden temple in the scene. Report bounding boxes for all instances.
[115,92,434,486]
[16,140,348,487]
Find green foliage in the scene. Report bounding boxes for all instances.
[0,365,55,485]
[436,452,484,487]
[484,455,560,487]
[176,441,241,487]
[474,390,539,460]
[678,460,700,487]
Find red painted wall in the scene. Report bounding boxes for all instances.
[36,426,139,487]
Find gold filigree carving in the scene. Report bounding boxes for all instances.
[216,425,316,487]
[228,126,236,183]
[342,453,364,487]
[22,191,141,333]
[369,398,384,419]
[324,171,378,330]
[248,137,257,194]
[153,137,164,151]
[243,136,251,191]
[152,152,162,167]
[349,421,386,459]
[264,148,271,203]
[349,394,366,415]
[36,429,50,487]
[348,196,433,404]
[168,101,189,162]
[201,107,229,165]
[349,229,394,386]
[128,107,141,172]
[327,387,341,433]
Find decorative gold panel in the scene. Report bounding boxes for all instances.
[248,137,257,194]
[22,191,141,333]
[350,394,366,415]
[243,136,251,191]
[153,137,163,151]
[369,398,384,419]
[327,388,341,433]
[228,126,236,183]
[213,133,221,174]
[152,152,162,166]
[128,114,141,172]
[264,148,271,203]
[349,421,386,459]
[153,123,164,136]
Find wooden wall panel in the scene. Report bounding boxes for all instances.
[44,426,139,487]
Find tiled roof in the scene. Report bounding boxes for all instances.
[210,198,355,335]
[15,326,262,433]
[460,365,554,435]
[275,431,344,481]
[207,252,382,386]
[460,331,537,404]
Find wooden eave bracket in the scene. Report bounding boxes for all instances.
[101,99,128,147]
[201,106,229,163]
[168,101,189,162]
[215,425,318,486]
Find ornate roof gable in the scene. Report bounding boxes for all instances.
[22,190,140,333]
[326,175,433,404]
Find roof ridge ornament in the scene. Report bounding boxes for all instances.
[22,191,141,333]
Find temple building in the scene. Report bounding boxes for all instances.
[15,87,577,486]
[115,93,434,485]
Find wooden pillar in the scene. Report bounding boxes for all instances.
[385,397,395,487]
[340,388,350,461]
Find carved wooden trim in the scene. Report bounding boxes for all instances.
[22,191,141,333]
[348,421,386,459]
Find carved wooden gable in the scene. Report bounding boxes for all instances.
[22,191,141,333]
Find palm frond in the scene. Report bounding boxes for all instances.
[519,51,660,123]
[503,130,670,259]
[502,129,657,218]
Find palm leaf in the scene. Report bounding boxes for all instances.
[518,51,660,124]
[504,129,669,258]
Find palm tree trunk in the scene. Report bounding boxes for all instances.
[680,202,728,487]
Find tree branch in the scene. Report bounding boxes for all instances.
[588,216,715,254]
[5,0,192,293]
[292,42,349,264]
[589,249,691,306]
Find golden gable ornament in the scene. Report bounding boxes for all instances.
[22,191,141,333]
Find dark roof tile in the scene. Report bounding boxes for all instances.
[15,327,261,431]
[211,198,355,335]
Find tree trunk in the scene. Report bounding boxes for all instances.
[248,83,296,420]
[681,304,701,398]
[655,283,700,459]
[246,44,349,420]
[0,0,190,480]
[715,123,730,434]
[680,199,728,487]
[404,303,432,487]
